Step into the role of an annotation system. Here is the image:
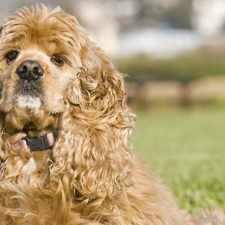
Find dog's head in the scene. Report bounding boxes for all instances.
[0,5,135,200]
[0,5,89,133]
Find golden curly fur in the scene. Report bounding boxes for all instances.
[0,4,224,225]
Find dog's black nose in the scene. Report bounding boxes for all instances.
[16,60,44,80]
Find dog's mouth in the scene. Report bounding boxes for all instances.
[14,60,45,108]
[16,79,42,98]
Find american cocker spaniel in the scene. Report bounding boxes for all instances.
[0,4,224,225]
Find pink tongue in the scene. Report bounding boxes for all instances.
[13,139,28,150]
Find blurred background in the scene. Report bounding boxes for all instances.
[1,0,225,216]
[1,0,225,108]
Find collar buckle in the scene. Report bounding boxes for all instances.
[22,131,57,152]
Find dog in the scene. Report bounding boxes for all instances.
[0,4,224,225]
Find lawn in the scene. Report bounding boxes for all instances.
[130,106,225,216]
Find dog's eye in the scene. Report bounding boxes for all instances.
[5,51,19,63]
[51,54,64,66]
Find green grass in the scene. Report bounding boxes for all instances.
[130,107,225,216]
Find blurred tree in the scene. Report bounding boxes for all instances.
[162,0,193,29]
[114,0,164,29]
[112,0,194,30]
[134,0,161,28]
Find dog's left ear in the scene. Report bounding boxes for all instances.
[67,39,130,112]
[52,39,136,209]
